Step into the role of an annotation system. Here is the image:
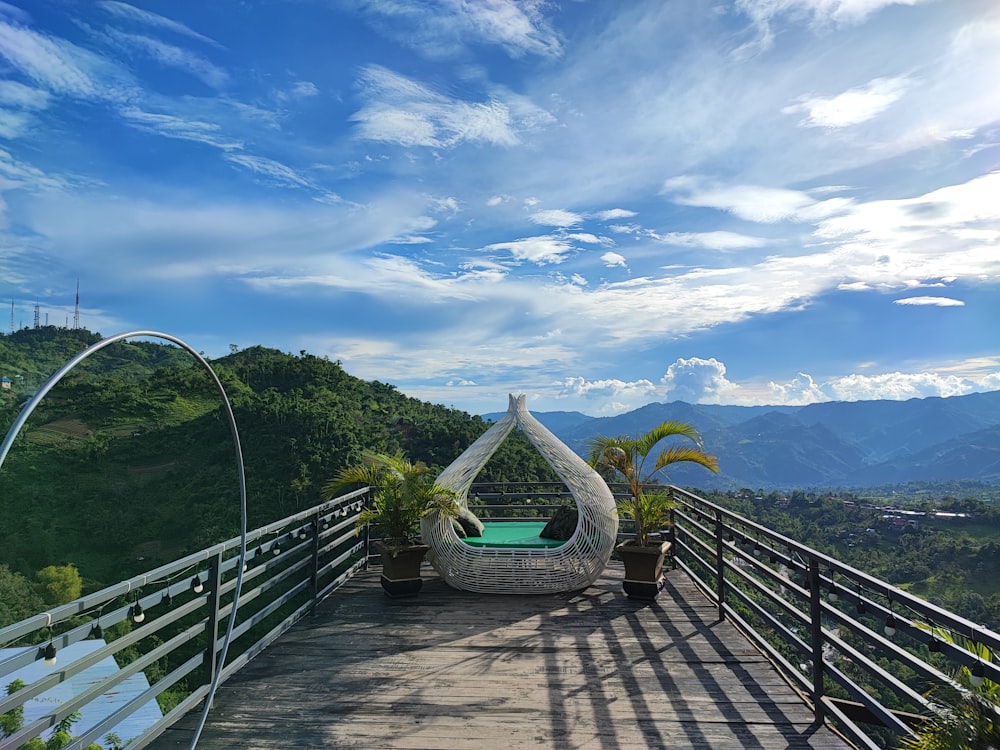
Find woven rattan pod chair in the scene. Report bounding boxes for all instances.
[421,394,618,594]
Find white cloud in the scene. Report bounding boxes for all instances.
[565,232,611,245]
[557,376,658,410]
[783,76,910,128]
[595,208,637,221]
[652,230,767,250]
[0,80,50,109]
[768,372,828,405]
[98,1,221,47]
[103,28,228,88]
[893,296,964,307]
[120,107,241,150]
[485,235,575,264]
[0,21,103,98]
[530,209,581,227]
[825,371,981,401]
[350,0,561,60]
[661,357,743,404]
[601,252,627,268]
[352,65,518,148]
[663,177,820,223]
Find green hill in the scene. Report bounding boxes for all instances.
[0,328,555,587]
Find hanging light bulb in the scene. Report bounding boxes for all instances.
[970,660,986,688]
[42,642,57,667]
[928,636,941,653]
[883,613,897,637]
[272,536,282,555]
[161,591,172,607]
[131,602,145,624]
[90,622,103,640]
[190,575,204,594]
[827,574,839,602]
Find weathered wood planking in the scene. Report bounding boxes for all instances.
[147,565,853,749]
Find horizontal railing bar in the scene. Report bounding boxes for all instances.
[823,660,916,736]
[0,488,369,644]
[0,595,204,715]
[821,697,885,750]
[726,580,811,659]
[720,602,812,696]
[221,580,310,646]
[671,487,1000,651]
[317,558,367,601]
[66,652,205,750]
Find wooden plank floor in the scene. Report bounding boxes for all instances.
[148,564,853,749]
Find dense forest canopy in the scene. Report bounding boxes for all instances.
[0,328,557,602]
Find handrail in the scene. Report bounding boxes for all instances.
[0,490,369,750]
[667,485,1000,749]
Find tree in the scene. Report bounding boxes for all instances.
[35,565,82,606]
[588,421,718,546]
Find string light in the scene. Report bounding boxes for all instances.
[90,622,103,640]
[191,575,204,594]
[827,571,839,602]
[42,642,57,667]
[884,597,896,637]
[131,601,145,624]
[970,659,986,688]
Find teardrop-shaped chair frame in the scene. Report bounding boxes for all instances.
[421,394,618,594]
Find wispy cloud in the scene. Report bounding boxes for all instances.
[120,107,242,150]
[783,76,910,128]
[485,235,576,265]
[893,296,965,307]
[102,28,228,88]
[98,1,222,48]
[350,0,561,59]
[530,209,581,227]
[0,21,104,98]
[352,65,518,148]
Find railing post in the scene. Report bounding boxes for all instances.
[808,557,826,723]
[668,505,677,571]
[202,550,223,697]
[309,509,321,609]
[714,510,726,622]
[363,490,372,569]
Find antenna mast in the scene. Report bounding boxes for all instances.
[73,280,80,330]
[8,299,12,334]
[34,301,40,329]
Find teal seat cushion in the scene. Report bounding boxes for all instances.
[460,521,567,549]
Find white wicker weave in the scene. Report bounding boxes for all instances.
[421,394,618,594]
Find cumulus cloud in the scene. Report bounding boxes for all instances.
[768,372,829,405]
[557,376,658,410]
[601,251,627,268]
[783,76,910,128]
[824,371,983,401]
[893,296,965,307]
[485,235,575,264]
[660,357,743,404]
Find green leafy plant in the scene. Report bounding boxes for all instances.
[588,421,718,546]
[900,629,999,750]
[322,451,459,553]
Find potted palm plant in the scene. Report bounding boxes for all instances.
[323,450,459,597]
[589,421,718,599]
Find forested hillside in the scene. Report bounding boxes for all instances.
[0,328,555,603]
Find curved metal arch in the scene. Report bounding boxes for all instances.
[0,330,247,750]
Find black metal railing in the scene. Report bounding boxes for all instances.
[0,489,369,750]
[4,480,998,750]
[667,485,1000,750]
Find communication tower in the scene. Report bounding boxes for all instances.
[34,301,40,329]
[74,280,80,330]
[8,299,12,334]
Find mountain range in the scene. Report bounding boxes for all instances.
[485,391,1000,489]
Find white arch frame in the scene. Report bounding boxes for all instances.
[421,394,618,594]
[0,330,247,750]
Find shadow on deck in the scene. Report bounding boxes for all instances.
[148,564,852,749]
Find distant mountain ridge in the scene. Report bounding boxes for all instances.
[485,391,1000,489]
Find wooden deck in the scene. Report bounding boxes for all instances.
[148,564,853,749]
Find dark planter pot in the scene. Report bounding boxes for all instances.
[617,540,671,600]
[375,541,430,597]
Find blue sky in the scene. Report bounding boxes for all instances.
[1,0,998,416]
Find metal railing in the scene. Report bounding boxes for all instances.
[4,481,998,750]
[668,485,1000,749]
[0,489,370,750]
